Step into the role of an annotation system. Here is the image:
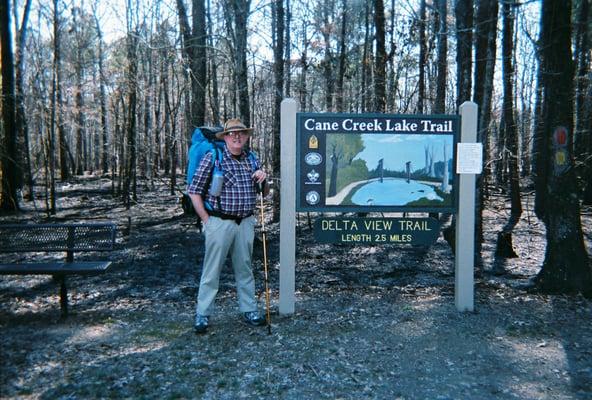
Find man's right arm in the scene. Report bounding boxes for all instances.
[187,152,214,225]
[189,193,209,225]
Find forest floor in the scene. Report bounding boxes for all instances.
[1,176,592,400]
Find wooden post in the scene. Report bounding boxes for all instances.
[455,101,478,311]
[279,99,298,315]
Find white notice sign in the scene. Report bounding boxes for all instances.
[456,143,483,174]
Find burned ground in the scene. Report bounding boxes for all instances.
[1,177,591,399]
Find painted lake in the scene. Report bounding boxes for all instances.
[350,178,443,206]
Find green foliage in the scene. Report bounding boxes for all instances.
[326,133,365,171]
[326,133,367,196]
[406,187,452,207]
[327,158,369,195]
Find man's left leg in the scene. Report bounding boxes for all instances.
[230,216,263,325]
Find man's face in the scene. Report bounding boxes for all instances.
[223,130,250,155]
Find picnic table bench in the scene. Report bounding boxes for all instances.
[0,222,117,318]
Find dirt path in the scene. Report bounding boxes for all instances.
[1,177,591,399]
[326,178,379,205]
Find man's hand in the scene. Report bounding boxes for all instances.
[252,169,270,196]
[189,193,209,225]
[252,169,267,183]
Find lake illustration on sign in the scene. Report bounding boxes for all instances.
[325,133,454,208]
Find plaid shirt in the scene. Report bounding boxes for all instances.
[187,147,260,217]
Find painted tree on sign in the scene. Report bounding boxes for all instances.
[326,134,365,197]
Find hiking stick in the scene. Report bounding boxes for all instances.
[258,182,272,335]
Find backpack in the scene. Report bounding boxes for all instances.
[185,126,225,188]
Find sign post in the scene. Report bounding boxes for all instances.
[455,101,479,312]
[279,99,298,315]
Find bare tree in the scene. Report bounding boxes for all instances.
[297,19,310,110]
[284,0,292,97]
[14,0,33,200]
[360,1,371,112]
[224,0,252,125]
[417,0,427,114]
[574,0,591,204]
[335,0,347,112]
[53,0,69,181]
[72,6,87,176]
[494,1,522,263]
[473,0,498,267]
[207,0,221,124]
[0,0,20,212]
[455,0,472,108]
[320,0,335,111]
[533,0,592,295]
[271,0,285,221]
[433,0,447,113]
[374,0,386,112]
[92,6,110,175]
[123,2,139,208]
[193,0,207,128]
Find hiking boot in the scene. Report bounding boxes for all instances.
[243,311,266,326]
[194,315,209,334]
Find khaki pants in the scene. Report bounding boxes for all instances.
[196,215,257,317]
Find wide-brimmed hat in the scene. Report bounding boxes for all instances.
[216,118,254,139]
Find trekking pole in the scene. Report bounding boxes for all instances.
[257,181,272,335]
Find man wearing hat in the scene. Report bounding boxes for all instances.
[187,118,269,334]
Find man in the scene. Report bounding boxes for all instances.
[187,118,268,334]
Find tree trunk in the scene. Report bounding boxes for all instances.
[94,15,110,175]
[192,0,207,128]
[226,0,251,125]
[143,51,154,185]
[335,0,347,113]
[455,0,472,108]
[163,67,172,176]
[207,0,221,124]
[374,0,386,112]
[574,0,591,205]
[177,0,206,131]
[473,0,499,268]
[360,1,370,112]
[53,0,69,181]
[533,0,592,296]
[124,32,138,208]
[285,0,292,97]
[434,0,447,114]
[298,20,309,111]
[494,1,522,262]
[0,0,20,212]
[272,0,284,222]
[75,64,85,175]
[321,0,334,111]
[15,0,33,200]
[417,0,427,114]
[386,0,396,112]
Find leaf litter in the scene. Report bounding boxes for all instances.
[0,176,591,399]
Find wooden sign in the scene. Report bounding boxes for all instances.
[297,113,459,213]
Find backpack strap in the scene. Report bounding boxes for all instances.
[203,148,222,211]
[246,151,259,172]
